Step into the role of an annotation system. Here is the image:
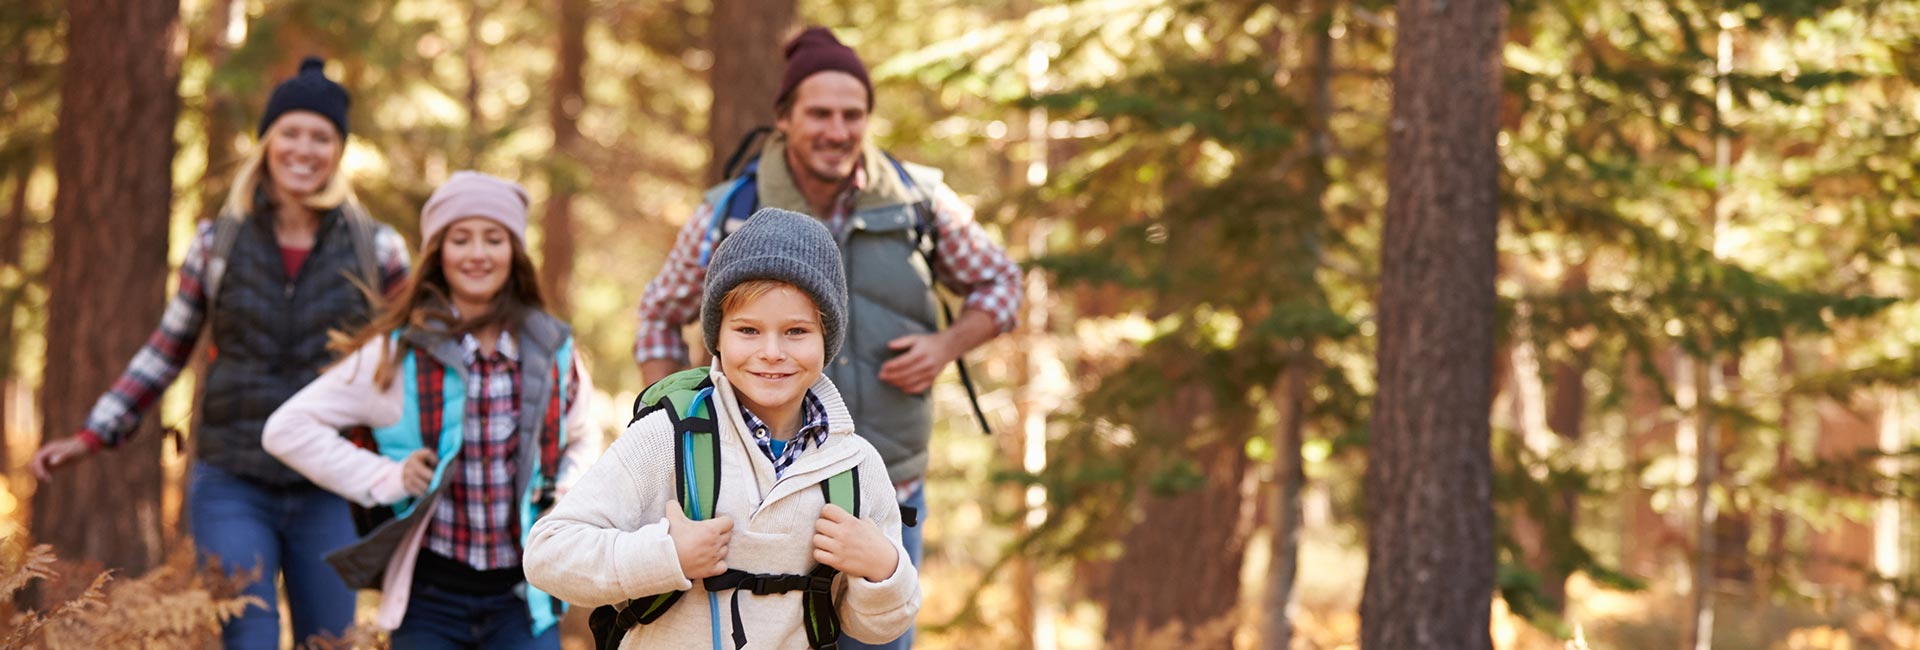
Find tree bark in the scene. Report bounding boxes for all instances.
[706,0,793,184]
[541,0,587,317]
[196,0,240,215]
[0,166,28,471]
[1359,0,1504,646]
[1104,393,1253,646]
[31,0,180,573]
[1263,4,1335,647]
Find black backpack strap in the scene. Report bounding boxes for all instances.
[203,210,246,332]
[340,200,383,295]
[590,379,720,648]
[699,563,842,650]
[885,154,994,436]
[720,126,773,182]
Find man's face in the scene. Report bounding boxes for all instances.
[776,71,869,185]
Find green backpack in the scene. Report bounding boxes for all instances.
[588,367,858,650]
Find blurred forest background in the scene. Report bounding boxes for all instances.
[6,0,1920,648]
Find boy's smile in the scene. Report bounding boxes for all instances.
[718,283,827,439]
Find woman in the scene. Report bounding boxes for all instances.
[262,171,600,650]
[30,56,410,649]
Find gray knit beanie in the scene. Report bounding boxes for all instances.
[702,208,848,363]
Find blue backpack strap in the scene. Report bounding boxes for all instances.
[699,160,761,268]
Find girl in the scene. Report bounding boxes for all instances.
[523,209,917,649]
[30,57,408,649]
[262,171,599,649]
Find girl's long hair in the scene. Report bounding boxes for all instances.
[329,229,546,390]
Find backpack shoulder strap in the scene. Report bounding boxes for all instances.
[203,210,247,332]
[699,162,761,268]
[821,466,860,518]
[339,201,383,294]
[597,369,720,638]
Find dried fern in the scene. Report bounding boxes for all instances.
[0,538,264,650]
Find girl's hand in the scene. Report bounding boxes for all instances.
[402,449,437,496]
[812,504,899,582]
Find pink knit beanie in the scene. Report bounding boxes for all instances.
[420,171,529,251]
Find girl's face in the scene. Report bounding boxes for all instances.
[263,111,341,199]
[438,218,515,311]
[718,285,826,422]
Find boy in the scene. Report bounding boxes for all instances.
[525,209,918,649]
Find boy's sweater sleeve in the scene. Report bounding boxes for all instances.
[555,347,603,498]
[838,446,922,643]
[261,338,410,507]
[524,417,692,607]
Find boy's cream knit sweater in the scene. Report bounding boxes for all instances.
[524,369,919,648]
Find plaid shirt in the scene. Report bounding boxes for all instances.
[78,218,410,450]
[634,159,1024,366]
[426,330,540,570]
[739,390,831,480]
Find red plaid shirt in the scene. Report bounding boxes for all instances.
[78,219,410,449]
[427,330,582,571]
[633,159,1024,365]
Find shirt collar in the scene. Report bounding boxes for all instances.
[460,329,518,364]
[738,390,831,444]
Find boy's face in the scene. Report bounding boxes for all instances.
[718,284,826,421]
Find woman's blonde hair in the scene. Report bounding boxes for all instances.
[219,127,355,216]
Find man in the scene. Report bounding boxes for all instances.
[633,26,1023,649]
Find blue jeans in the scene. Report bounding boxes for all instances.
[839,482,925,649]
[390,583,559,650]
[188,462,358,650]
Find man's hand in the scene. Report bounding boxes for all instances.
[666,500,734,580]
[877,333,953,395]
[812,504,898,582]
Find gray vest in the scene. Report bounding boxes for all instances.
[702,166,942,482]
[200,208,375,486]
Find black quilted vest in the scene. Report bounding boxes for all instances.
[200,208,376,486]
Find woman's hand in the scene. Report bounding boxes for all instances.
[30,437,97,481]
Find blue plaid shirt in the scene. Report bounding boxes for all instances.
[739,391,831,479]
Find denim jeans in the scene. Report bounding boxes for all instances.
[188,462,358,650]
[839,482,925,649]
[389,583,559,650]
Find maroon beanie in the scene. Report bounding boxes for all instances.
[775,27,872,110]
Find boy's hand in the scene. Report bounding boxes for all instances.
[812,504,898,582]
[666,501,733,580]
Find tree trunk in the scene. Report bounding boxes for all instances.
[1104,394,1253,646]
[0,166,28,471]
[1359,0,1504,645]
[464,2,486,169]
[196,0,240,214]
[1262,4,1335,647]
[541,0,587,317]
[706,0,793,183]
[31,0,180,573]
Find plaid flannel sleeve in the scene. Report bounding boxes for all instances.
[373,224,412,295]
[77,223,216,450]
[632,203,714,365]
[925,179,1024,334]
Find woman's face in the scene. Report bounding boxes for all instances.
[438,218,515,311]
[263,111,342,199]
